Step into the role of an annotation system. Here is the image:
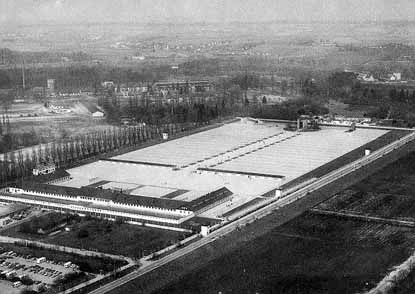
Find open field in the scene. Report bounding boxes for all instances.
[3,95,99,118]
[2,216,189,259]
[318,150,415,220]
[154,213,415,294]
[326,100,378,118]
[9,116,110,139]
[0,95,111,154]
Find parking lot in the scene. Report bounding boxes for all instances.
[0,249,79,292]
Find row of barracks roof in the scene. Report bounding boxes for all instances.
[18,182,232,212]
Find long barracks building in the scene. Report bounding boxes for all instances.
[0,184,232,232]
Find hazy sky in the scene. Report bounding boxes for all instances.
[1,0,415,25]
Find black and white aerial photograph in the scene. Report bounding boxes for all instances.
[1,1,415,293]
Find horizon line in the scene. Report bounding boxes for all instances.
[2,19,415,27]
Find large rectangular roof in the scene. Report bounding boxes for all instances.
[3,192,184,220]
[60,121,389,197]
[209,126,388,181]
[113,123,282,167]
[183,187,233,212]
[20,182,188,210]
[19,182,232,212]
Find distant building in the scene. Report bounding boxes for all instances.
[92,110,104,118]
[102,81,115,88]
[47,79,55,96]
[357,73,377,82]
[389,73,402,81]
[259,94,288,104]
[33,163,56,176]
[84,103,105,118]
[296,115,320,131]
[132,56,145,61]
[153,80,211,94]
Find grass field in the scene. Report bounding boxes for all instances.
[326,100,378,117]
[318,150,415,220]
[2,95,111,147]
[2,216,189,259]
[153,213,414,294]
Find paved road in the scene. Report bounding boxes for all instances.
[87,130,415,294]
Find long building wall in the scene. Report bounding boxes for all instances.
[193,195,233,215]
[0,194,191,226]
[9,188,192,218]
[0,184,233,230]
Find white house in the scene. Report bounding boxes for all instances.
[92,110,104,118]
[362,74,376,82]
[102,81,115,88]
[84,104,105,118]
[389,73,402,81]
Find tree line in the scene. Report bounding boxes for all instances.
[0,121,203,186]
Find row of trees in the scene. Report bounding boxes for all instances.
[0,114,11,136]
[0,122,205,186]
